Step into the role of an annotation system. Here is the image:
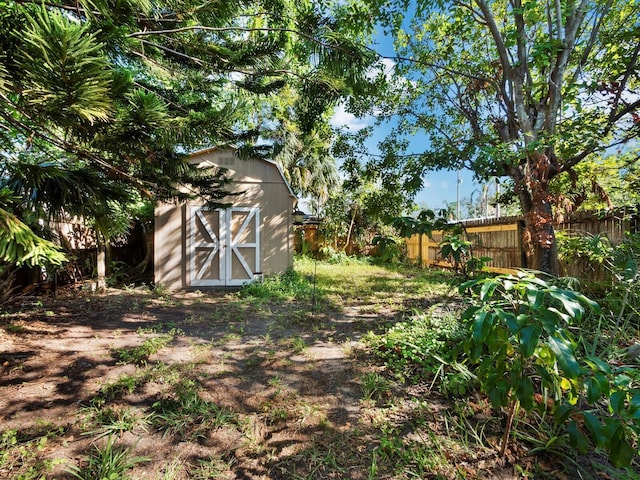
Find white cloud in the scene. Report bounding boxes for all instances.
[366,57,397,82]
[423,179,432,188]
[440,181,449,189]
[330,102,372,132]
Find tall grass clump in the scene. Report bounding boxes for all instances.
[238,267,315,301]
[66,436,148,480]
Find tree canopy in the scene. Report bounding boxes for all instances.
[344,0,640,274]
[0,0,373,269]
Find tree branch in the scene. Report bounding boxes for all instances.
[606,40,640,127]
[0,94,154,190]
[573,0,614,82]
[128,25,363,59]
[473,0,512,75]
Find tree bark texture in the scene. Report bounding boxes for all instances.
[514,152,559,276]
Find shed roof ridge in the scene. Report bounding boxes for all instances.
[189,147,296,199]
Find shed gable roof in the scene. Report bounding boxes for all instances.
[189,147,296,198]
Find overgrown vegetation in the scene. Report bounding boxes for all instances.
[363,234,640,475]
[364,310,465,385]
[66,436,149,480]
[238,267,316,301]
[2,256,639,478]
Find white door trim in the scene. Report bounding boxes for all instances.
[188,206,260,286]
[226,207,260,286]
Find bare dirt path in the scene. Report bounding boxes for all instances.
[1,285,401,479]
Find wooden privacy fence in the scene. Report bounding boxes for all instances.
[406,216,524,274]
[406,210,638,276]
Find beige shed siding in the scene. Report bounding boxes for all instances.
[154,149,296,290]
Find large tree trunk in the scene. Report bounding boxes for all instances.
[514,153,560,276]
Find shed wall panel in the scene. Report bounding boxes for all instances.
[155,150,295,290]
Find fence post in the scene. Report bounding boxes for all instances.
[518,220,527,269]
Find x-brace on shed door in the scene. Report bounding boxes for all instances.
[189,206,261,286]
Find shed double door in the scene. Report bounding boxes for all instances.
[188,206,261,286]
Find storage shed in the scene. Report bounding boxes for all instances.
[154,148,296,289]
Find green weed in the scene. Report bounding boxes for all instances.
[116,334,173,365]
[0,428,65,479]
[96,371,148,401]
[81,404,150,438]
[151,379,238,440]
[191,455,235,479]
[360,372,392,404]
[363,309,464,383]
[238,267,315,301]
[4,322,27,333]
[290,336,307,353]
[66,436,149,480]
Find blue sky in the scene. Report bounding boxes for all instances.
[330,101,478,211]
[329,26,481,212]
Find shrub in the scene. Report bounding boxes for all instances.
[460,272,640,466]
[364,310,465,385]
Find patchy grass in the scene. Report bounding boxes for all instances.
[1,257,637,479]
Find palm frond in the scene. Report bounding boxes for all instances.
[0,208,67,267]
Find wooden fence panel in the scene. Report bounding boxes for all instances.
[556,211,631,243]
[406,210,637,279]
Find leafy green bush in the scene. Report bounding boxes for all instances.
[364,310,465,384]
[460,273,640,466]
[439,234,492,277]
[371,234,403,263]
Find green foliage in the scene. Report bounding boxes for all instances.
[359,371,392,404]
[551,152,640,212]
[439,233,493,276]
[66,436,149,480]
[390,209,492,275]
[341,0,640,273]
[371,234,402,263]
[557,229,640,314]
[106,260,134,287]
[116,334,174,365]
[19,7,112,126]
[317,179,410,253]
[96,371,149,402]
[319,246,370,265]
[0,428,64,479]
[557,231,614,267]
[82,405,150,439]
[460,273,640,466]
[0,207,66,267]
[439,234,472,271]
[238,267,315,301]
[364,310,465,384]
[0,0,374,269]
[391,209,452,239]
[150,379,237,440]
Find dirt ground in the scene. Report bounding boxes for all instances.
[0,283,419,479]
[3,277,614,480]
